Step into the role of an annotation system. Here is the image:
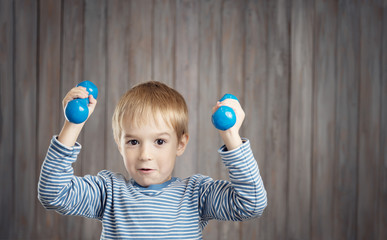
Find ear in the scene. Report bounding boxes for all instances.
[176,134,189,156]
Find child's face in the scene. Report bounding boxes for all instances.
[118,114,188,187]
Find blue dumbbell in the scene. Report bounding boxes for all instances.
[211,94,238,131]
[65,80,98,124]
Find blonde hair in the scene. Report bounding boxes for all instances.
[112,81,188,144]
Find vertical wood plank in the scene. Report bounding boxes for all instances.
[380,2,387,239]
[197,0,222,238]
[357,1,382,239]
[128,0,153,84]
[288,1,314,239]
[61,0,85,237]
[219,0,245,239]
[153,0,175,86]
[263,0,290,239]
[106,0,130,175]
[220,0,245,100]
[311,0,337,239]
[83,0,107,175]
[241,0,268,239]
[36,0,62,238]
[174,0,199,178]
[14,0,37,238]
[0,0,14,238]
[82,0,106,238]
[334,1,360,239]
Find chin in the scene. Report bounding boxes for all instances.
[137,179,154,187]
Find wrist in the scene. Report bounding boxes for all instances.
[220,130,242,151]
[58,120,85,147]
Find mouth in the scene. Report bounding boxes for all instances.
[138,168,154,173]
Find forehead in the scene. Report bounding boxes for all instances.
[121,111,175,136]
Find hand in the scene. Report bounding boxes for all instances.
[62,86,97,122]
[212,98,245,150]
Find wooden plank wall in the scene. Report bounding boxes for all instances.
[0,0,386,239]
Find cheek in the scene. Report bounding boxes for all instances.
[121,150,136,169]
[159,148,177,170]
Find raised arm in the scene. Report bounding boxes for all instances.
[38,84,106,219]
[199,96,267,221]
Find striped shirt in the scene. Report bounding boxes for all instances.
[38,136,267,239]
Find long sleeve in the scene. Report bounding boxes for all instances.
[199,139,267,221]
[37,136,107,219]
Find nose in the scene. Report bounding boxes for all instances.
[139,143,152,161]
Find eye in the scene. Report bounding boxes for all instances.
[155,139,166,145]
[127,139,139,145]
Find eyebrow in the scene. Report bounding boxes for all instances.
[123,132,171,139]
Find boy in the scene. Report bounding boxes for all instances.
[38,81,267,239]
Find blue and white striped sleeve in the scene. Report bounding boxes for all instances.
[199,139,267,221]
[38,136,107,220]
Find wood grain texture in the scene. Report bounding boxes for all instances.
[357,1,382,239]
[334,1,360,239]
[13,0,37,238]
[380,2,387,239]
[153,0,175,86]
[129,0,153,85]
[263,0,290,239]
[311,0,337,239]
[0,0,14,238]
[36,0,62,238]
[288,1,314,239]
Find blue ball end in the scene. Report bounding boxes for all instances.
[212,106,237,131]
[65,99,89,124]
[219,93,238,102]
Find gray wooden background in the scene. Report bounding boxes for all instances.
[1,0,386,239]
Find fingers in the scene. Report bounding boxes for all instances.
[212,98,245,132]
[217,99,238,110]
[87,95,97,117]
[62,86,89,109]
[88,94,97,105]
[68,86,89,99]
[224,99,245,129]
[214,98,243,117]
